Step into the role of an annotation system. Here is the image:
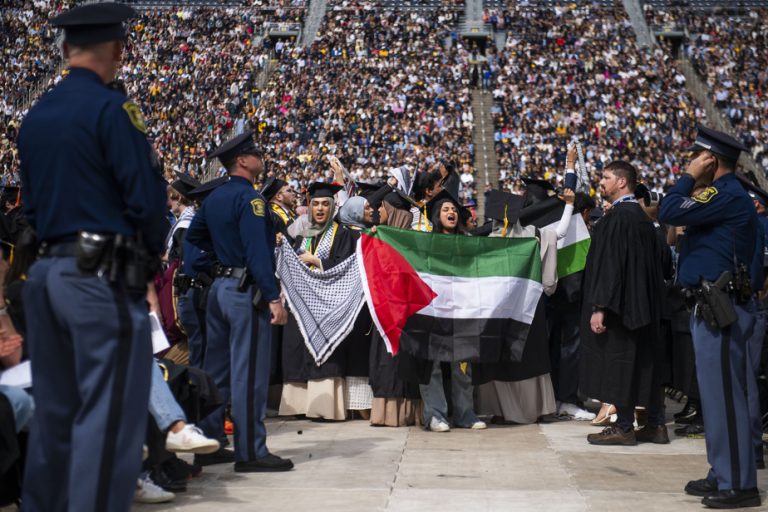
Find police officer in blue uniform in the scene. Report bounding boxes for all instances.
[186,131,293,472]
[16,4,169,511]
[175,177,228,370]
[659,125,764,509]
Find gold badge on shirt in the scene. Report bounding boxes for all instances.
[122,101,147,134]
[693,186,718,204]
[251,198,266,217]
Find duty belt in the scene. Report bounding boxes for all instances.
[173,274,204,294]
[214,266,247,279]
[39,241,78,258]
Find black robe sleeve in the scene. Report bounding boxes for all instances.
[582,203,664,331]
[320,226,359,270]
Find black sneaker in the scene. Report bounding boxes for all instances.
[149,465,187,493]
[674,401,697,421]
[685,478,717,497]
[234,453,294,473]
[194,447,235,467]
[162,456,202,481]
[677,410,703,425]
[674,423,705,438]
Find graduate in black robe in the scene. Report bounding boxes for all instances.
[279,182,366,420]
[580,161,666,445]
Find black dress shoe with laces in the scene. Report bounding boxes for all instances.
[234,453,294,473]
[149,466,187,493]
[685,478,718,497]
[701,488,761,509]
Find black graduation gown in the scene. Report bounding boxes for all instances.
[281,225,368,382]
[471,295,551,385]
[578,202,665,407]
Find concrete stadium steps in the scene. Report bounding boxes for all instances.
[471,89,498,218]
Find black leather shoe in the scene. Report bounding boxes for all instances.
[685,478,718,497]
[701,488,761,509]
[194,447,235,466]
[234,453,294,473]
[587,426,637,446]
[675,423,705,437]
[635,424,670,444]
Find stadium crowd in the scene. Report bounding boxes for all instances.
[249,2,479,204]
[0,0,75,184]
[491,3,704,196]
[685,8,768,172]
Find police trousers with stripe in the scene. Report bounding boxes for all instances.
[198,277,272,461]
[693,300,759,491]
[22,257,152,512]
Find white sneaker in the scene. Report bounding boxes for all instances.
[429,417,451,432]
[558,402,596,421]
[134,475,175,504]
[470,420,487,430]
[166,424,221,454]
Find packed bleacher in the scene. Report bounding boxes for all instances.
[684,8,768,172]
[0,0,75,184]
[491,2,704,195]
[1,2,308,183]
[248,2,480,204]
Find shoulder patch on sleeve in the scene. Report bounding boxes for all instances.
[122,101,147,133]
[251,198,266,217]
[693,186,718,204]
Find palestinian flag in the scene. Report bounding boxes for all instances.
[356,226,543,363]
[518,197,591,278]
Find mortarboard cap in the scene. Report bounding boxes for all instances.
[262,177,287,201]
[736,173,768,207]
[171,172,202,199]
[522,177,557,202]
[208,131,260,165]
[308,181,343,199]
[484,189,524,224]
[686,124,749,162]
[51,3,137,46]
[426,188,464,221]
[355,181,386,199]
[187,176,229,202]
[589,207,603,221]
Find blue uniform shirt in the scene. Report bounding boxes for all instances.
[659,173,764,290]
[181,238,216,277]
[186,175,279,301]
[17,67,168,255]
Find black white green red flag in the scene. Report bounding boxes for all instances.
[356,226,543,363]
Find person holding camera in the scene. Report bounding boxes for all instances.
[659,125,764,509]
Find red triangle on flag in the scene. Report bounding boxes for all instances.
[358,233,436,355]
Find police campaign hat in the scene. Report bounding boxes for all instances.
[187,176,229,202]
[171,172,202,199]
[262,177,287,201]
[51,2,137,46]
[308,181,343,199]
[687,124,749,162]
[485,189,524,224]
[208,131,260,165]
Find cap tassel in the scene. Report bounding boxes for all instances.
[501,204,509,238]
